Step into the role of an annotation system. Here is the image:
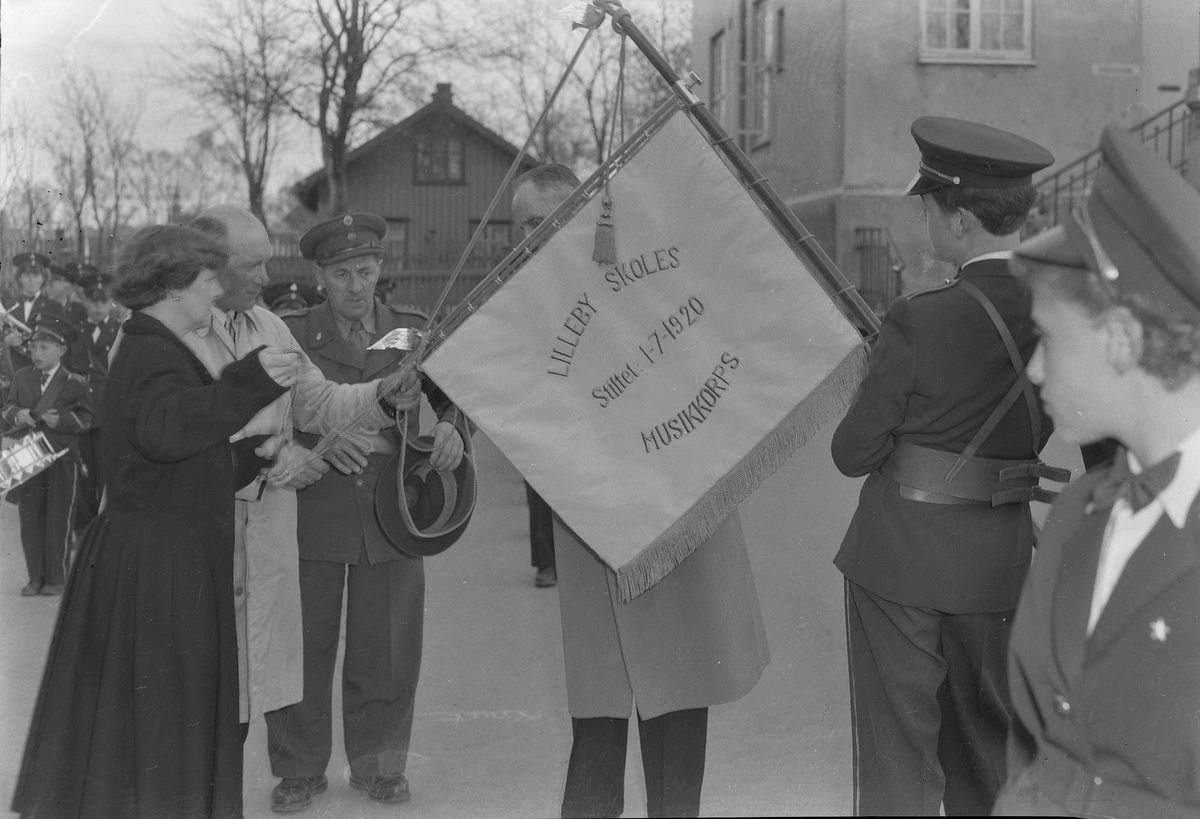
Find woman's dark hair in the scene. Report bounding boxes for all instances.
[113,225,228,310]
[929,183,1038,237]
[1012,256,1200,387]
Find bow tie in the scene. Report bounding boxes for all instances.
[1089,449,1181,514]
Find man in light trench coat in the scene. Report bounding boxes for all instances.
[512,165,770,819]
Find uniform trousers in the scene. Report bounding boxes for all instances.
[561,707,707,819]
[844,580,1012,816]
[14,460,78,587]
[525,481,555,570]
[265,553,424,779]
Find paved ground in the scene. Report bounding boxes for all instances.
[0,421,1082,818]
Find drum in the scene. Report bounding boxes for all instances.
[0,431,66,492]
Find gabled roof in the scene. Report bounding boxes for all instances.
[294,86,537,210]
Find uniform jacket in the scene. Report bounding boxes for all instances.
[70,316,121,378]
[2,365,94,460]
[183,305,390,722]
[555,509,770,720]
[3,296,64,373]
[831,257,1052,612]
[283,299,467,565]
[997,470,1200,818]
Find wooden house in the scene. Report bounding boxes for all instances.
[281,83,537,309]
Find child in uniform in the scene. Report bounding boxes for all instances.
[2,314,94,596]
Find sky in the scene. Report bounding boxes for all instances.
[1,0,323,184]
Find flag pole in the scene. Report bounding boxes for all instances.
[596,1,882,338]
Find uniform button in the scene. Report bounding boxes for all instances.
[1054,694,1072,716]
[1094,776,1103,785]
[234,586,244,596]
[355,479,364,487]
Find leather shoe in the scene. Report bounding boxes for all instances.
[350,773,411,804]
[39,584,63,596]
[270,776,327,813]
[534,567,557,587]
[20,580,41,597]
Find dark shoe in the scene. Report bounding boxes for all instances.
[20,580,41,597]
[39,584,63,596]
[350,773,411,804]
[270,776,327,813]
[534,567,557,587]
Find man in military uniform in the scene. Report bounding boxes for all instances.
[264,213,467,812]
[4,253,65,374]
[263,281,321,318]
[997,127,1200,817]
[831,117,1058,815]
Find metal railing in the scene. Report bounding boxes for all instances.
[1030,99,1192,231]
[855,227,906,315]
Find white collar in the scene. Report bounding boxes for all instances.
[1126,423,1200,528]
[960,251,1013,268]
[39,363,59,382]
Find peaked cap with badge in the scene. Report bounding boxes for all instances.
[30,313,77,346]
[12,253,52,281]
[1011,124,1200,322]
[299,213,388,266]
[905,116,1055,196]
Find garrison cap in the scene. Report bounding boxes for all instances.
[12,253,52,277]
[1011,125,1200,321]
[299,213,387,266]
[905,116,1055,196]
[29,313,77,346]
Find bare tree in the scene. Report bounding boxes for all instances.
[130,132,246,224]
[48,68,143,261]
[284,0,466,214]
[456,0,692,174]
[175,0,300,224]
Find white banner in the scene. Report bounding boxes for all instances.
[424,107,867,598]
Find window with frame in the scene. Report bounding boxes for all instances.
[745,0,771,147]
[415,135,464,184]
[709,30,727,126]
[920,0,1033,63]
[468,220,516,263]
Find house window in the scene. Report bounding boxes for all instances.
[709,30,727,126]
[468,220,517,263]
[384,219,409,266]
[920,0,1033,64]
[415,136,464,184]
[744,0,771,147]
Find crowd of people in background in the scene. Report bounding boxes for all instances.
[1,100,1199,819]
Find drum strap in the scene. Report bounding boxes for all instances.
[32,370,67,419]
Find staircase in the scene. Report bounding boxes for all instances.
[1028,99,1193,233]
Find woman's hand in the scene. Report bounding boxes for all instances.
[258,347,302,388]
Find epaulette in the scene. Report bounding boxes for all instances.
[67,372,87,383]
[277,307,311,320]
[385,302,430,323]
[902,279,958,301]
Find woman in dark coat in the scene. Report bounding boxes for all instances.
[12,225,301,819]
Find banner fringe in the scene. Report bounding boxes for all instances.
[615,342,870,602]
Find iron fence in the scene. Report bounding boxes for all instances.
[855,227,906,315]
[1030,99,1192,232]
